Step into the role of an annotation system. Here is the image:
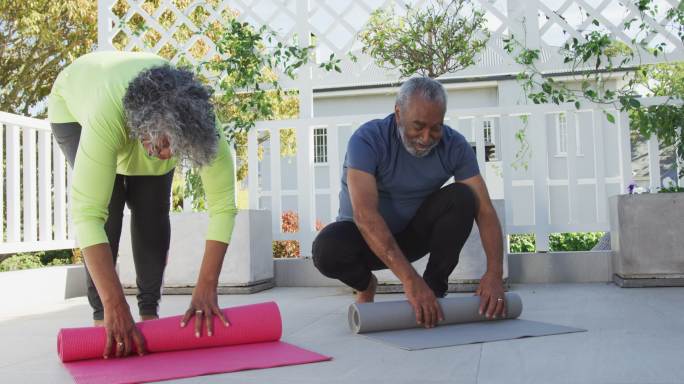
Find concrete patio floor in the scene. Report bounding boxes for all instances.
[1,283,684,384]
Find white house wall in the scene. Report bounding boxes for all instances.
[313,87,499,118]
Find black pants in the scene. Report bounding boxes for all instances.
[51,122,173,320]
[312,183,477,298]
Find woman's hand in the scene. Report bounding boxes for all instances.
[180,282,229,337]
[103,299,146,358]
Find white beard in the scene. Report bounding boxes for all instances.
[397,123,438,158]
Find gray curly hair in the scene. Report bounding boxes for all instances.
[123,64,218,167]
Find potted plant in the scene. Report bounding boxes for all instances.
[609,184,684,287]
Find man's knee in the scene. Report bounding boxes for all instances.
[444,182,477,217]
[312,223,357,277]
[312,232,339,277]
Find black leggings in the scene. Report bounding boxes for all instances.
[312,183,477,298]
[51,122,173,320]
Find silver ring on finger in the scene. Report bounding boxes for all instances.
[195,309,203,315]
[497,298,504,302]
[117,341,124,348]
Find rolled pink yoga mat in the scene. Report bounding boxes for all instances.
[58,302,331,384]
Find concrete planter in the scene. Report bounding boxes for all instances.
[374,199,508,292]
[0,265,86,313]
[119,209,274,294]
[609,193,684,287]
[508,251,613,283]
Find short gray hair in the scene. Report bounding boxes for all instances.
[123,65,218,167]
[395,77,448,111]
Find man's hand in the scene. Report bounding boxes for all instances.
[475,271,506,320]
[348,169,444,328]
[180,282,229,337]
[405,276,444,328]
[103,299,146,358]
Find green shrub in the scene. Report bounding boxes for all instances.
[549,232,604,252]
[659,186,684,193]
[46,257,72,266]
[509,234,536,253]
[509,232,605,253]
[0,249,75,271]
[272,240,300,259]
[0,253,43,271]
[39,249,74,265]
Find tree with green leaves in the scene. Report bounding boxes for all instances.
[359,0,490,79]
[0,0,97,116]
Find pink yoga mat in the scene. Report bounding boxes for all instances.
[58,301,331,384]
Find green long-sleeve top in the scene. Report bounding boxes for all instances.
[48,51,237,249]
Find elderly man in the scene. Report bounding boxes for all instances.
[312,77,506,329]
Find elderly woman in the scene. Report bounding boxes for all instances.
[48,51,237,358]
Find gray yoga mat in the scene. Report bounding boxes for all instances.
[348,293,585,350]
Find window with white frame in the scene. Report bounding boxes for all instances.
[556,113,583,156]
[575,122,582,155]
[483,120,493,143]
[556,113,568,155]
[313,127,328,164]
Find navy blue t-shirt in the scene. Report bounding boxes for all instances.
[337,113,480,233]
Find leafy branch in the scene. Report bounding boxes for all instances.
[503,0,684,166]
[174,16,341,209]
[359,0,490,78]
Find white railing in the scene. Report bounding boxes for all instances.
[0,112,75,254]
[249,101,678,254]
[1,98,678,254]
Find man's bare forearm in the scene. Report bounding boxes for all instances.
[354,211,419,284]
[477,209,504,276]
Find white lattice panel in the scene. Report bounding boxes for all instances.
[98,0,684,88]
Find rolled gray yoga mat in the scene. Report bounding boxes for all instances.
[350,292,523,333]
[349,293,585,350]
